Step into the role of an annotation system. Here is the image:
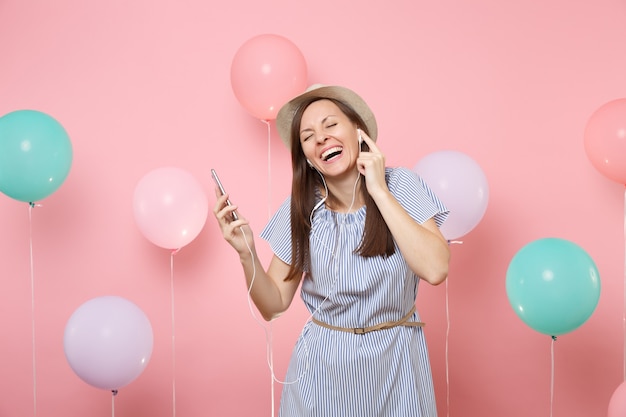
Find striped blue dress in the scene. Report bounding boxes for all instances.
[260,167,448,417]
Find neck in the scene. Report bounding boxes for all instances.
[324,171,363,213]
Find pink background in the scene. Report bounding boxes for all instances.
[1,0,626,416]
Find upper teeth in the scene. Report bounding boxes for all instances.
[321,147,343,160]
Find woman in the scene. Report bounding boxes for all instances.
[214,85,450,416]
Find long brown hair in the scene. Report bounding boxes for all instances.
[284,97,395,281]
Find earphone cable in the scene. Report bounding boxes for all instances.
[239,168,361,414]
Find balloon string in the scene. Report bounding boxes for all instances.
[28,202,38,417]
[269,319,275,417]
[550,336,556,417]
[260,120,278,416]
[443,240,462,417]
[445,277,450,417]
[239,226,278,416]
[261,119,276,415]
[623,187,626,381]
[443,240,461,416]
[261,119,271,220]
[170,250,178,417]
[111,390,118,417]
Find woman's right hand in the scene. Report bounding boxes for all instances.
[213,188,253,255]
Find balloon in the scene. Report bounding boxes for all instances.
[608,381,626,417]
[231,34,308,121]
[506,238,600,336]
[413,150,489,240]
[0,109,73,202]
[133,167,208,250]
[583,98,626,184]
[64,296,153,390]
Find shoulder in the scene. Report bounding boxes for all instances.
[385,166,421,192]
[260,196,291,238]
[385,166,449,225]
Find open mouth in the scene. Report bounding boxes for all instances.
[321,146,343,162]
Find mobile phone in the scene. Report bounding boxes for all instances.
[211,169,238,220]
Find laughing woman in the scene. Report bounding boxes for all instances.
[213,85,449,417]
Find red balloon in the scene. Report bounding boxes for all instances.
[230,34,308,121]
[584,98,626,184]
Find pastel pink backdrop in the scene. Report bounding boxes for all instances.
[1,1,625,416]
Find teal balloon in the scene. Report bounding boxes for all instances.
[506,238,600,336]
[0,110,73,202]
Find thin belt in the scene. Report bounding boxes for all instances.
[311,305,424,335]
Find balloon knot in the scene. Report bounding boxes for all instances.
[112,389,118,396]
[551,335,557,341]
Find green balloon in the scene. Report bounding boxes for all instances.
[506,237,601,336]
[0,110,73,203]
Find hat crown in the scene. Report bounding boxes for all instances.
[275,85,377,147]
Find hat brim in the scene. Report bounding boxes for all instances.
[276,85,378,148]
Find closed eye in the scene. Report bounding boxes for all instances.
[300,129,313,141]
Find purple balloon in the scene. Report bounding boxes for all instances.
[414,150,489,240]
[64,296,154,390]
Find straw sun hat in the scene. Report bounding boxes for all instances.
[275,84,378,148]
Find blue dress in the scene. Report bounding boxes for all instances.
[260,167,448,417]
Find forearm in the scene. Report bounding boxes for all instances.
[372,189,450,284]
[238,250,297,320]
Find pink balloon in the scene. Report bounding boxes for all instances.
[64,296,153,391]
[414,150,489,240]
[584,98,626,184]
[231,34,308,121]
[133,167,208,250]
[608,380,626,417]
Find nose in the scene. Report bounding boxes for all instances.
[314,131,328,143]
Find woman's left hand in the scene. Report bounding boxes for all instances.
[356,129,388,197]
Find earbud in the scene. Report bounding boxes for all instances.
[307,159,313,167]
[357,129,363,144]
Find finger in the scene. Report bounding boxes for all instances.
[218,204,239,222]
[359,129,381,153]
[225,204,240,222]
[213,193,229,214]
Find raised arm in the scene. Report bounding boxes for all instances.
[356,133,450,285]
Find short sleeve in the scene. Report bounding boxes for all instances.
[260,197,293,264]
[387,167,449,227]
